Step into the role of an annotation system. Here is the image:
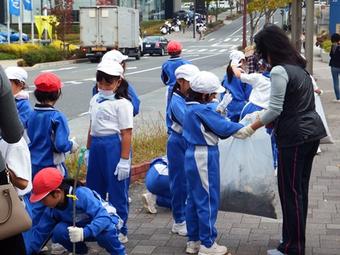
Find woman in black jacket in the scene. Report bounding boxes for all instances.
[234,25,326,255]
[329,33,340,101]
[0,65,25,254]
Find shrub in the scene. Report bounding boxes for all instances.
[0,43,40,58]
[22,46,64,66]
[0,52,17,60]
[22,50,46,66]
[321,39,332,53]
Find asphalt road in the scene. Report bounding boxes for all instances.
[25,14,280,120]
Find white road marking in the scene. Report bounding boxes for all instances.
[64,81,83,85]
[229,20,251,36]
[224,38,231,42]
[78,111,90,117]
[198,49,207,52]
[208,38,215,42]
[182,49,188,52]
[83,78,96,81]
[209,49,218,52]
[126,66,137,70]
[187,49,195,52]
[41,67,77,72]
[219,49,228,52]
[232,38,239,42]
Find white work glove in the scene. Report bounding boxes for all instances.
[68,226,84,243]
[233,125,255,139]
[70,137,79,153]
[230,50,245,67]
[84,149,89,167]
[114,158,130,181]
[216,92,233,114]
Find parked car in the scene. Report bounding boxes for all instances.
[174,10,189,20]
[0,24,29,42]
[141,36,169,56]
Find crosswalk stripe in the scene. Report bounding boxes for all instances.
[232,38,239,42]
[208,38,215,42]
[224,38,231,42]
[182,49,187,52]
[187,49,195,52]
[209,49,217,52]
[219,49,228,52]
[198,49,207,52]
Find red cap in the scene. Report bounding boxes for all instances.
[167,40,182,54]
[30,167,63,203]
[34,72,62,92]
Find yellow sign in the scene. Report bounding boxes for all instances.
[34,15,58,40]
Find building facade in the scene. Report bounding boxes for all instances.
[1,0,181,24]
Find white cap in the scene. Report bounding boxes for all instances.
[229,50,245,66]
[175,64,200,82]
[101,50,128,64]
[97,60,124,76]
[190,71,225,94]
[5,66,28,83]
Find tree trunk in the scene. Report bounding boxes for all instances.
[249,13,255,44]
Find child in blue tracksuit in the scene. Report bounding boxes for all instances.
[26,72,78,230]
[91,50,140,116]
[183,71,243,255]
[221,51,252,122]
[27,167,125,255]
[86,60,133,244]
[5,66,32,126]
[143,156,171,214]
[161,40,191,131]
[166,64,200,236]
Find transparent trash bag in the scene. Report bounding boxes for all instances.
[315,94,333,144]
[219,115,278,218]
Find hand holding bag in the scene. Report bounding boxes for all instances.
[0,173,32,240]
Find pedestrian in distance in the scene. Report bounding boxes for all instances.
[0,65,25,255]
[86,60,133,245]
[221,50,252,122]
[166,64,200,236]
[182,71,243,255]
[5,66,32,127]
[234,24,327,255]
[27,167,126,255]
[92,50,140,116]
[161,40,191,132]
[329,33,340,102]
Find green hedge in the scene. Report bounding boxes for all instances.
[22,46,64,66]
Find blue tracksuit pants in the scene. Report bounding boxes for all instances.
[145,165,171,208]
[52,222,125,255]
[167,132,187,223]
[86,134,130,236]
[185,145,219,247]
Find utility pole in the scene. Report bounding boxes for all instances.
[193,0,196,39]
[291,0,302,51]
[242,0,247,48]
[305,0,314,74]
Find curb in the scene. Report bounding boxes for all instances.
[26,58,89,70]
[131,161,150,182]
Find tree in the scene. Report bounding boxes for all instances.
[50,0,74,44]
[247,0,291,44]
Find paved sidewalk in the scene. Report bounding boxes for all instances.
[70,54,340,255]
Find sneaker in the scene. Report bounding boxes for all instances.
[142,192,157,214]
[119,233,128,244]
[267,249,285,255]
[171,221,187,236]
[317,146,322,154]
[198,242,227,255]
[332,99,340,103]
[51,243,67,255]
[186,241,200,254]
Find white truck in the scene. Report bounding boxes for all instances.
[79,6,141,62]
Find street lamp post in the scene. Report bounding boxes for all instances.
[193,0,196,39]
[242,0,247,48]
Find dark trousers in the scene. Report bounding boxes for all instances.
[277,140,319,255]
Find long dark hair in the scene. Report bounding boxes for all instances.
[226,60,234,83]
[96,70,131,101]
[254,24,306,68]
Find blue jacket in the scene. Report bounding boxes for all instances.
[28,186,121,254]
[183,101,243,146]
[222,74,252,122]
[92,82,140,116]
[167,91,187,133]
[27,104,72,166]
[161,57,191,89]
[16,98,32,127]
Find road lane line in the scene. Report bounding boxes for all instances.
[224,38,231,42]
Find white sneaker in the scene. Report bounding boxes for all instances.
[186,241,200,254]
[119,233,128,244]
[317,146,322,154]
[171,221,187,236]
[51,243,67,255]
[198,242,227,255]
[267,249,285,255]
[142,192,157,214]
